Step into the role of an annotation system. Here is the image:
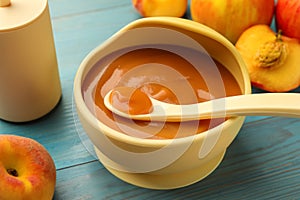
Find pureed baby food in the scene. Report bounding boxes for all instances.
[82,44,241,139]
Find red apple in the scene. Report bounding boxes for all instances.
[0,135,56,200]
[276,0,300,40]
[190,0,275,44]
[132,0,187,17]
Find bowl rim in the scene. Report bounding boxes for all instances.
[73,17,251,148]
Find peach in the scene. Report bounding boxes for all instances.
[0,135,56,200]
[235,25,300,92]
[132,0,187,17]
[190,0,274,44]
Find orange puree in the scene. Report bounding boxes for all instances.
[82,45,242,139]
[109,87,153,115]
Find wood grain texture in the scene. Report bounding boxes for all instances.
[0,0,299,199]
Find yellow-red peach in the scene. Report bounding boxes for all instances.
[0,135,56,200]
[132,0,187,17]
[191,0,274,44]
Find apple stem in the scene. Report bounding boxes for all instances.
[276,30,283,42]
[7,168,18,177]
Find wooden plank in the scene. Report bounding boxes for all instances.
[48,0,134,19]
[0,108,95,170]
[53,117,300,199]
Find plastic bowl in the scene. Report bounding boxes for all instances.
[74,17,251,189]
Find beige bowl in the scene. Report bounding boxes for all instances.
[74,17,251,189]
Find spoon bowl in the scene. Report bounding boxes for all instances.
[105,89,300,122]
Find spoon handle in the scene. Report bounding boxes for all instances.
[163,93,300,121]
[156,93,300,122]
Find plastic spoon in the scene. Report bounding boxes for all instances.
[104,89,300,122]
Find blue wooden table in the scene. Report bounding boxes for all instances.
[1,1,299,199]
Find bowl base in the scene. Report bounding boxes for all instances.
[94,147,225,190]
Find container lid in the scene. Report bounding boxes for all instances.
[0,0,47,31]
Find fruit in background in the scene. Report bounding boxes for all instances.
[235,25,300,92]
[190,0,275,44]
[132,0,187,17]
[276,0,300,40]
[0,135,56,200]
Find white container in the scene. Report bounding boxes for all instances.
[0,0,61,122]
